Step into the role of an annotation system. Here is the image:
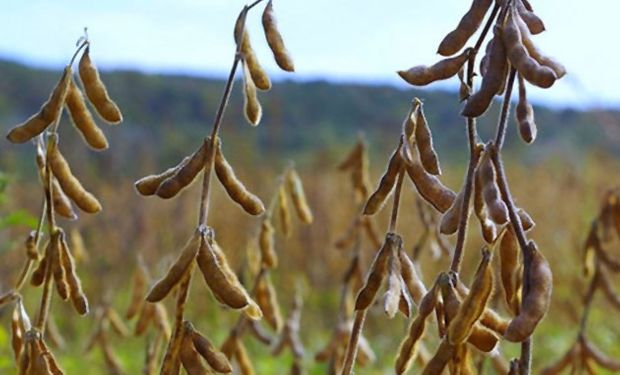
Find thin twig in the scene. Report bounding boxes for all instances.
[389,167,406,233]
[340,309,366,375]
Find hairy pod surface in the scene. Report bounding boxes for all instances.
[78,47,123,124]
[405,157,456,213]
[286,169,313,224]
[364,144,403,215]
[500,228,520,314]
[437,0,493,56]
[6,67,71,143]
[258,219,278,268]
[412,100,441,175]
[156,141,208,199]
[516,73,538,144]
[515,13,565,78]
[214,142,265,215]
[516,0,545,35]
[398,48,471,86]
[184,322,233,373]
[66,77,108,150]
[355,233,401,310]
[478,146,509,224]
[242,62,262,126]
[241,31,271,91]
[262,0,294,72]
[135,157,190,196]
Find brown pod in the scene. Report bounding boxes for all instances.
[11,299,31,361]
[156,141,208,199]
[405,158,456,213]
[477,146,509,224]
[134,156,189,196]
[500,228,520,314]
[196,235,254,311]
[413,100,441,175]
[383,255,403,318]
[66,77,108,150]
[241,31,271,90]
[398,48,471,86]
[31,243,50,287]
[473,169,497,244]
[461,30,508,118]
[126,259,148,319]
[398,250,427,305]
[437,0,493,56]
[255,274,283,331]
[214,142,265,215]
[51,231,69,301]
[420,337,455,375]
[363,144,403,215]
[447,249,493,345]
[515,13,565,78]
[190,332,232,373]
[517,207,535,231]
[504,242,552,342]
[36,141,78,220]
[355,233,401,310]
[515,74,538,144]
[146,230,200,302]
[262,0,294,72]
[338,141,364,171]
[277,185,292,237]
[286,168,313,224]
[395,277,440,375]
[78,47,123,124]
[47,139,102,213]
[242,62,262,126]
[439,185,466,234]
[134,303,155,336]
[6,67,71,143]
[59,231,89,315]
[516,0,545,35]
[502,9,556,88]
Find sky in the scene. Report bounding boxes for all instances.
[0,0,617,109]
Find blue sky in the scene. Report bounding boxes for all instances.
[0,0,617,109]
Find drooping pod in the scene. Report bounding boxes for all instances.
[242,61,262,126]
[277,185,291,237]
[58,230,89,315]
[258,219,278,268]
[473,168,497,244]
[65,76,109,150]
[502,9,556,88]
[262,0,294,72]
[78,47,123,124]
[439,184,467,235]
[477,145,508,224]
[47,137,102,214]
[355,233,401,310]
[398,250,427,305]
[286,168,313,224]
[461,29,508,118]
[405,156,456,213]
[447,249,493,345]
[214,141,265,215]
[363,143,403,215]
[514,13,565,78]
[240,31,271,90]
[504,242,552,342]
[156,140,209,199]
[35,142,78,220]
[437,0,493,56]
[126,258,149,319]
[413,99,441,175]
[146,229,201,302]
[398,48,471,86]
[135,156,190,196]
[6,67,71,143]
[185,321,233,373]
[515,73,537,144]
[51,231,69,301]
[255,274,283,331]
[395,277,440,375]
[516,0,545,35]
[11,298,31,361]
[31,241,51,287]
[383,254,404,318]
[500,228,520,314]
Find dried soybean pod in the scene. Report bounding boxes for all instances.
[6,67,71,143]
[59,231,89,315]
[582,337,620,371]
[242,61,262,126]
[11,299,31,361]
[473,169,497,244]
[277,185,291,237]
[234,340,255,375]
[467,325,499,353]
[420,337,455,375]
[135,303,155,336]
[500,228,520,314]
[135,157,190,196]
[78,47,123,124]
[440,185,466,234]
[504,242,552,342]
[107,308,130,337]
[437,0,493,56]
[479,37,494,77]
[31,243,50,286]
[395,277,440,375]
[503,9,556,88]
[286,168,313,224]
[156,141,208,199]
[262,0,294,72]
[214,142,265,215]
[517,207,535,231]
[196,235,253,311]
[477,146,508,224]
[447,249,493,345]
[516,0,545,35]
[399,250,427,305]
[179,323,209,375]
[515,13,565,78]
[146,230,200,302]
[255,274,283,331]
[398,48,471,86]
[66,77,108,150]
[383,254,402,318]
[461,30,508,117]
[51,231,69,301]
[355,233,401,310]
[338,141,364,170]
[363,144,403,215]
[187,325,233,373]
[515,74,537,144]
[508,358,520,375]
[240,31,271,91]
[36,142,77,220]
[126,259,148,319]
[413,100,441,175]
[405,158,456,213]
[47,138,102,213]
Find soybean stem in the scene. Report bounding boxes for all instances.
[494,68,518,149]
[341,309,367,375]
[389,167,406,233]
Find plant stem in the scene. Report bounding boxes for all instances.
[389,167,406,233]
[494,68,517,149]
[341,309,366,375]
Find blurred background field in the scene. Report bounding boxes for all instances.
[0,58,619,373]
